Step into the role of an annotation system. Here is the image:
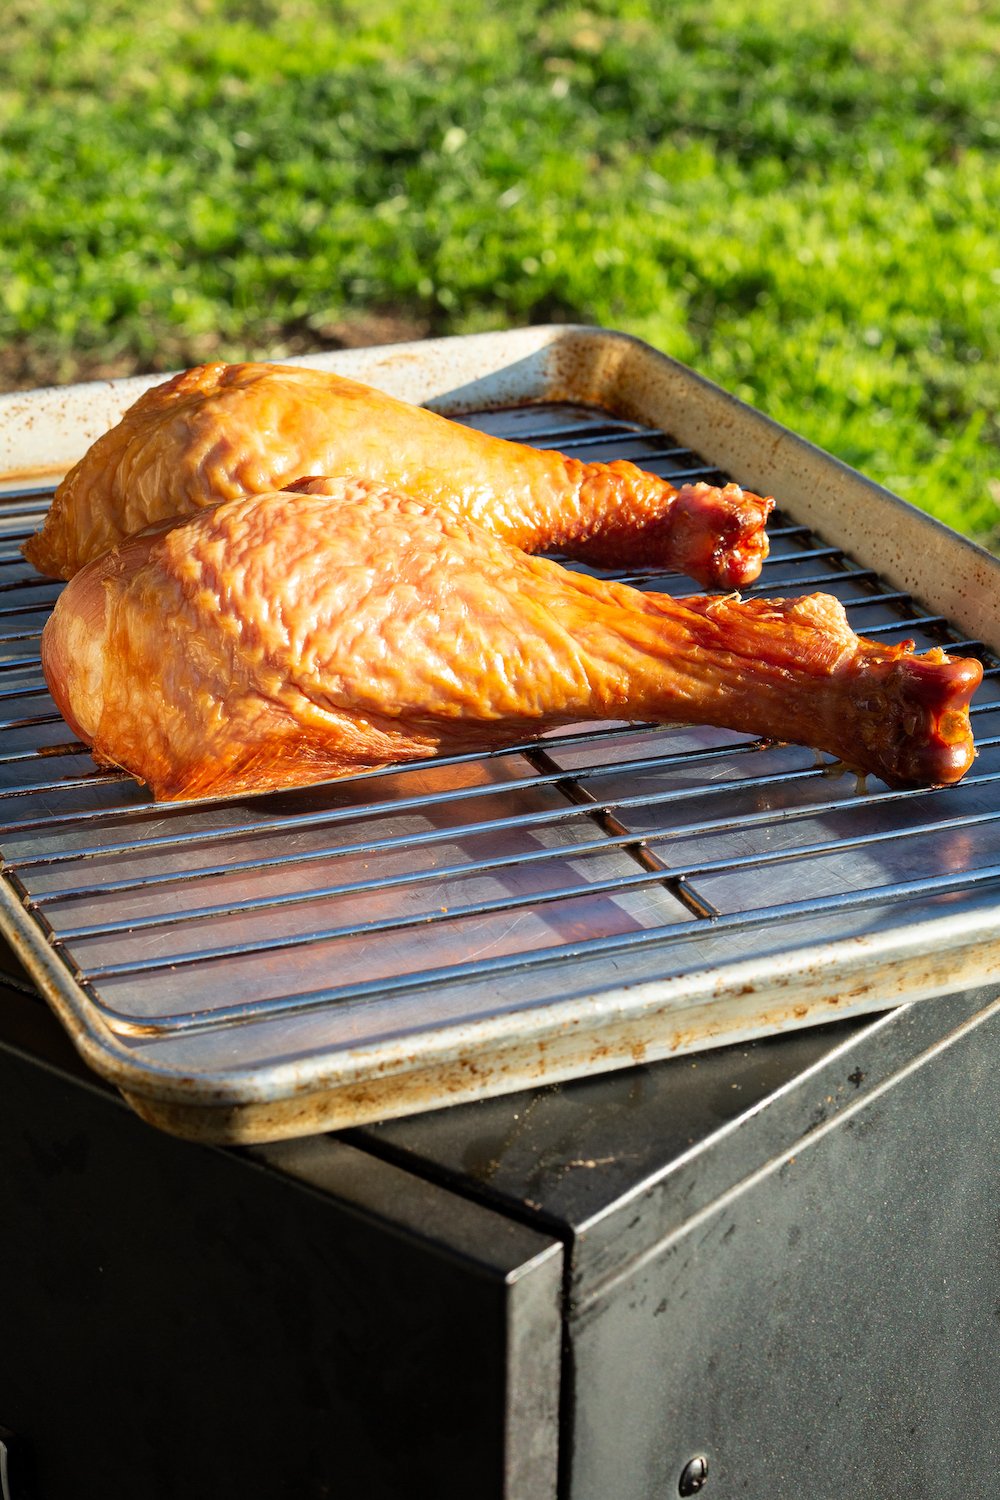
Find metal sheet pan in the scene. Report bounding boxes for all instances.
[0,324,998,1143]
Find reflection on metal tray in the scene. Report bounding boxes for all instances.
[0,324,998,1143]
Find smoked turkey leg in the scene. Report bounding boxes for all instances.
[41,479,980,802]
[23,362,773,587]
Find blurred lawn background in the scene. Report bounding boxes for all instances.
[1,0,998,540]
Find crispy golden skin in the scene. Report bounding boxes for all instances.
[42,480,980,802]
[24,361,773,587]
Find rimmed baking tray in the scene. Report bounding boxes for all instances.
[0,323,998,1143]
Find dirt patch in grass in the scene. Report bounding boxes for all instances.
[0,310,431,395]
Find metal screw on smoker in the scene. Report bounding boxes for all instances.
[678,1454,709,1495]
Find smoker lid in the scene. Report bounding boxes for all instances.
[348,985,999,1302]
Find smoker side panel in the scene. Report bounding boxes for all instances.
[566,993,1000,1500]
[0,986,563,1500]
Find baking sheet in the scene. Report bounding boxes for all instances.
[1,324,999,1143]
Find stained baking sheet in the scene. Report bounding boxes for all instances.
[0,324,999,1142]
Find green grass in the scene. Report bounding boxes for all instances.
[1,0,998,540]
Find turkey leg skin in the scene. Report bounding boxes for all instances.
[23,361,773,588]
[41,480,980,803]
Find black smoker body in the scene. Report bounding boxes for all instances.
[2,954,998,1500]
